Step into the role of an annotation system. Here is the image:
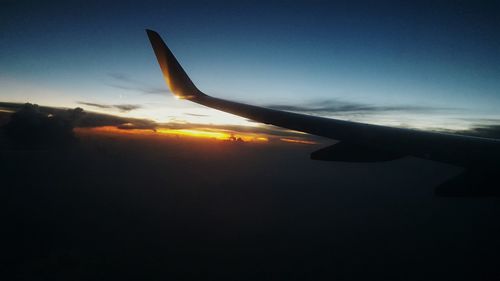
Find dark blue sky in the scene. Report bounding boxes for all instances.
[1,0,499,130]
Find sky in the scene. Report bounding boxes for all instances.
[1,0,500,131]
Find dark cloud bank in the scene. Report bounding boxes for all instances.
[0,102,155,149]
[2,103,77,148]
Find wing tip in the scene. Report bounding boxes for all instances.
[145,29,159,37]
[145,28,205,100]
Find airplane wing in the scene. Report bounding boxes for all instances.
[146,29,500,197]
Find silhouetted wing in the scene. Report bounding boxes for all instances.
[146,29,500,196]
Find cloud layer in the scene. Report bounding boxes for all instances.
[1,101,499,150]
[265,99,453,116]
[0,102,321,147]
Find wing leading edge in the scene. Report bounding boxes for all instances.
[146,29,500,196]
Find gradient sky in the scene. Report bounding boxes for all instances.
[1,0,500,131]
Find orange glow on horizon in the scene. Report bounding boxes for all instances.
[157,128,269,142]
[76,126,269,143]
[76,126,317,145]
[78,126,154,135]
[157,128,231,140]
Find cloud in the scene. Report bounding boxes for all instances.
[265,99,453,116]
[77,102,142,112]
[74,111,156,130]
[113,104,141,112]
[2,103,78,148]
[77,102,112,109]
[457,124,500,140]
[184,113,209,117]
[0,102,157,149]
[107,72,168,95]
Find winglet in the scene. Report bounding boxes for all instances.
[146,29,205,99]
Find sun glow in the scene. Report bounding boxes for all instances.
[77,126,269,142]
[157,128,269,142]
[157,128,232,140]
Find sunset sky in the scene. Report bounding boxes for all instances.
[1,0,500,132]
[3,1,500,279]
